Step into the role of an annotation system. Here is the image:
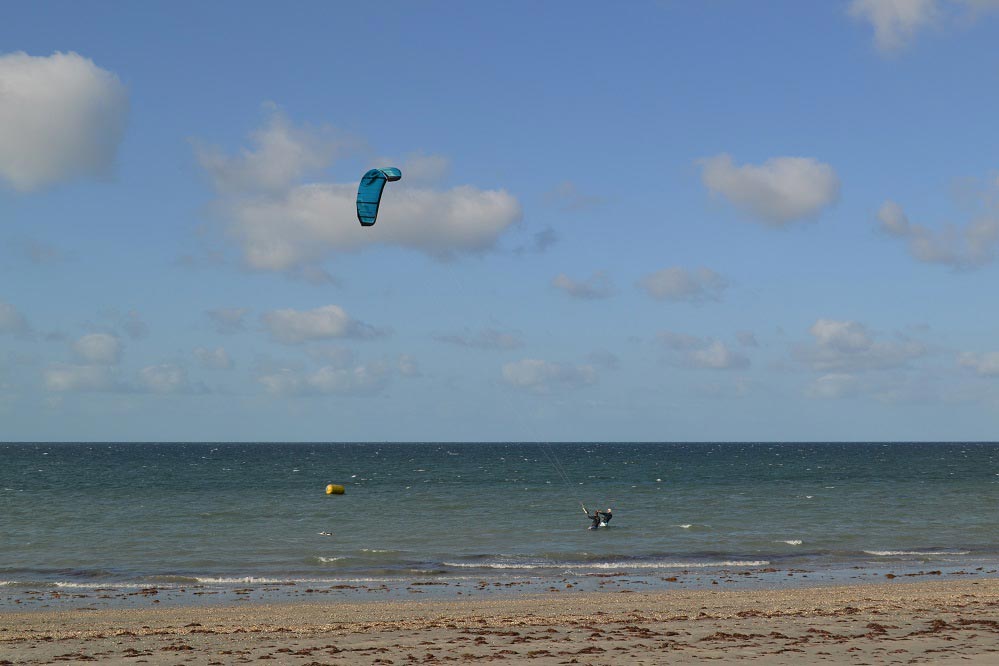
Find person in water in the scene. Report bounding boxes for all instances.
[584,506,613,528]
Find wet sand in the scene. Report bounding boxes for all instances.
[2,578,998,664]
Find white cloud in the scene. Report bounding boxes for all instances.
[0,301,29,334]
[73,333,121,365]
[552,271,614,300]
[261,305,382,344]
[698,154,840,226]
[258,361,391,396]
[877,197,999,269]
[435,328,523,350]
[795,319,926,371]
[806,373,860,399]
[638,267,728,303]
[848,0,938,52]
[656,332,750,370]
[958,351,999,376]
[199,112,522,273]
[849,1,999,53]
[194,346,234,370]
[224,182,522,270]
[689,341,750,370]
[44,364,116,392]
[0,51,128,191]
[502,359,597,393]
[194,109,342,194]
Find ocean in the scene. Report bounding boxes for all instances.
[2,442,997,609]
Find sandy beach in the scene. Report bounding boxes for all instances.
[2,578,997,664]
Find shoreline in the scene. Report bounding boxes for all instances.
[3,578,998,664]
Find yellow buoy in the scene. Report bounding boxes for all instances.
[325,483,345,495]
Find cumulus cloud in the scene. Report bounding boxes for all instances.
[44,364,117,392]
[225,182,522,270]
[258,361,392,396]
[198,111,522,273]
[194,110,342,194]
[795,319,926,371]
[207,307,249,335]
[73,333,121,365]
[501,359,597,393]
[637,267,728,303]
[194,346,234,370]
[958,351,999,376]
[848,0,938,51]
[0,51,128,191]
[0,301,29,335]
[435,327,524,350]
[699,154,840,226]
[552,271,614,300]
[877,197,999,269]
[656,331,750,370]
[849,1,999,53]
[261,305,382,344]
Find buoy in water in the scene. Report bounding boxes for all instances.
[325,483,345,495]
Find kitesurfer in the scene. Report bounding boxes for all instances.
[583,505,612,529]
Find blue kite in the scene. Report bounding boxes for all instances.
[356,167,402,226]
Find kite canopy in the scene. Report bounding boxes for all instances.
[356,167,402,226]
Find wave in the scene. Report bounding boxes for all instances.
[143,575,200,584]
[442,559,769,570]
[193,576,333,585]
[863,550,970,557]
[0,581,148,589]
[777,540,802,545]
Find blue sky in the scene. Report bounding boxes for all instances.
[2,0,999,441]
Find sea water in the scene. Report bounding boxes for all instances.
[1,442,997,607]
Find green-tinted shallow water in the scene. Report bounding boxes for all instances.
[2,442,997,599]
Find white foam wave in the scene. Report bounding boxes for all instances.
[864,550,970,557]
[777,540,802,545]
[316,557,344,563]
[194,576,333,585]
[443,560,769,570]
[677,524,693,529]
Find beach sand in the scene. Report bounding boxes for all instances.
[2,578,997,664]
